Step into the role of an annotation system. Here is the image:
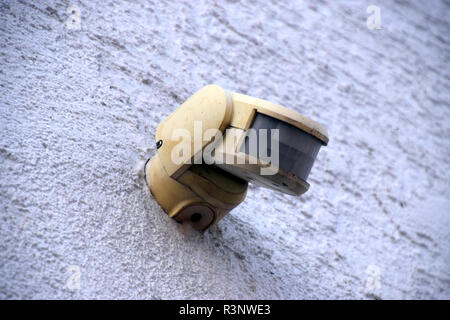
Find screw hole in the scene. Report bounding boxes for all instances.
[190,213,202,222]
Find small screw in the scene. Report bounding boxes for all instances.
[156,140,163,149]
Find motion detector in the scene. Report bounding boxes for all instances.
[144,85,328,231]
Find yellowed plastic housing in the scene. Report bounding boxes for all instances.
[145,85,328,231]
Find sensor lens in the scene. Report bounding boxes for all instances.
[242,113,322,181]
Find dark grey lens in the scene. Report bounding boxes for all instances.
[241,113,322,181]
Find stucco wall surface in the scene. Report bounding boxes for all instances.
[0,0,449,299]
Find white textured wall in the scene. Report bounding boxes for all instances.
[1,0,449,299]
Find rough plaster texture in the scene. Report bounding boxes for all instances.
[1,0,449,299]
